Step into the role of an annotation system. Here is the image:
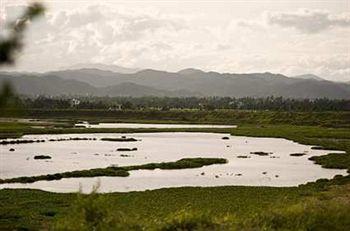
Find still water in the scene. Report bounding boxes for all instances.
[75,122,237,129]
[0,132,346,193]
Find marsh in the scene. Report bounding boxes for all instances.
[0,132,346,193]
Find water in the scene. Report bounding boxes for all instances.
[0,132,346,193]
[75,122,237,129]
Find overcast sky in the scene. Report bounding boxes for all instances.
[1,0,349,81]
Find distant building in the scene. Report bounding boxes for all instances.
[108,104,122,111]
[70,98,80,107]
[236,102,244,109]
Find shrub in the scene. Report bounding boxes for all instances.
[53,192,142,231]
[245,198,350,231]
[159,210,230,231]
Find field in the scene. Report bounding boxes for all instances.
[0,110,349,230]
[1,180,350,230]
[0,186,310,230]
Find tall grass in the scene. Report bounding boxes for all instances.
[52,185,350,230]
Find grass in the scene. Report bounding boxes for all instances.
[239,185,350,231]
[0,158,227,184]
[0,168,130,184]
[0,186,308,230]
[126,158,227,171]
[157,195,350,230]
[308,153,350,169]
[1,183,349,230]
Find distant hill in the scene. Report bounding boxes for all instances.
[102,82,201,97]
[177,68,205,75]
[0,72,200,97]
[0,73,96,96]
[64,63,139,74]
[1,68,350,99]
[47,68,124,88]
[293,74,324,81]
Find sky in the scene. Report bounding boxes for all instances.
[0,0,349,82]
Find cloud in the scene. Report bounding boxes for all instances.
[266,9,350,33]
[2,3,349,82]
[236,20,266,31]
[65,6,106,28]
[3,4,190,71]
[36,5,185,44]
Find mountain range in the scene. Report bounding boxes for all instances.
[0,67,349,99]
[64,63,139,74]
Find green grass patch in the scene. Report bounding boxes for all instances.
[309,153,350,170]
[0,186,308,230]
[125,158,227,171]
[2,183,349,230]
[0,158,227,184]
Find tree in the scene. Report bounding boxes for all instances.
[0,2,45,111]
[0,2,45,65]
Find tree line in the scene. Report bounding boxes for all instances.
[17,96,350,111]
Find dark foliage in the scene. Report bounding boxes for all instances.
[18,96,350,111]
